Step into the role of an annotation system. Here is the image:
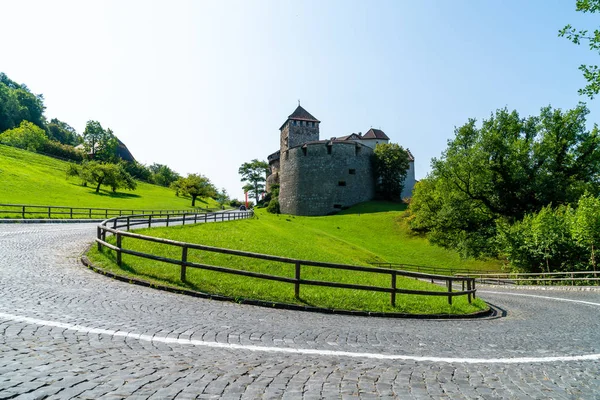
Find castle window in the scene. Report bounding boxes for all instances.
[338,181,346,186]
[327,145,332,155]
[293,120,297,126]
[355,145,362,156]
[349,169,356,175]
[333,204,342,209]
[284,136,288,147]
[302,147,307,156]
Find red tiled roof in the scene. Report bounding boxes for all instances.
[362,128,389,140]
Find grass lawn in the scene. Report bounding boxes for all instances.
[0,144,220,214]
[87,202,500,314]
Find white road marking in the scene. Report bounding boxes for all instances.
[479,290,600,307]
[1,310,599,364]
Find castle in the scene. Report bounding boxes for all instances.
[266,105,415,216]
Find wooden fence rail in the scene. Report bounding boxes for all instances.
[369,262,497,277]
[460,271,600,286]
[0,203,214,219]
[96,212,477,306]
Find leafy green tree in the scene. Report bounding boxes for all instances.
[149,163,181,187]
[82,121,118,162]
[47,118,80,145]
[66,161,136,193]
[373,143,410,200]
[572,193,600,272]
[0,73,46,131]
[0,121,47,151]
[172,174,216,206]
[559,0,600,98]
[239,159,269,206]
[409,104,600,257]
[215,188,230,209]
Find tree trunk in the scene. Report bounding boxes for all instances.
[191,195,197,207]
[95,177,104,193]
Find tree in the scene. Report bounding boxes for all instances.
[572,193,600,272]
[67,161,137,193]
[0,73,46,132]
[373,143,410,200]
[238,159,269,206]
[408,104,600,258]
[215,188,230,209]
[0,121,47,151]
[172,174,216,207]
[47,118,81,145]
[82,120,118,162]
[149,163,181,187]
[559,0,600,98]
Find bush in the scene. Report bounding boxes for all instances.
[230,199,242,208]
[0,120,47,152]
[267,197,280,214]
[40,140,84,162]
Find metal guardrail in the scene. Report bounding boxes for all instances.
[96,212,477,306]
[459,271,600,286]
[0,203,215,219]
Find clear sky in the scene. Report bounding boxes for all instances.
[1,0,598,200]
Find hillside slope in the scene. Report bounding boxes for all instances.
[0,145,218,210]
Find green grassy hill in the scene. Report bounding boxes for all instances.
[0,144,219,211]
[88,202,501,314]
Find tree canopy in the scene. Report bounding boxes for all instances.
[172,174,216,207]
[66,161,137,193]
[559,0,600,98]
[408,104,600,258]
[373,143,410,200]
[239,159,269,205]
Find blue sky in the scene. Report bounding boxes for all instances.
[1,0,598,200]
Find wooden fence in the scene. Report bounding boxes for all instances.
[369,262,496,277]
[460,271,600,286]
[0,203,214,219]
[96,212,477,306]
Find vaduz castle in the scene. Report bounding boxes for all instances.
[266,105,415,216]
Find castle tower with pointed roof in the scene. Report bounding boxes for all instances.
[279,105,321,152]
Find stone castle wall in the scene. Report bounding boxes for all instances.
[279,142,375,216]
[280,122,319,151]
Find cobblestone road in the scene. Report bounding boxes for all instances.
[1,223,600,399]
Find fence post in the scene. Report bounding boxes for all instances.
[126,216,131,231]
[166,214,170,227]
[467,279,472,303]
[22,206,25,219]
[70,208,73,219]
[472,279,476,298]
[194,213,197,224]
[148,215,152,228]
[447,279,452,305]
[295,262,301,299]
[181,246,188,282]
[183,214,186,226]
[116,233,122,267]
[204,214,207,223]
[48,207,51,219]
[97,226,102,251]
[391,271,397,307]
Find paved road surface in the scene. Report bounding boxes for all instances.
[1,223,600,399]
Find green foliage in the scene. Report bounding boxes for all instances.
[82,120,118,162]
[267,197,280,214]
[239,159,269,205]
[122,161,153,182]
[373,143,410,200]
[572,193,600,270]
[67,161,137,193]
[408,104,600,258]
[148,163,181,187]
[46,118,81,145]
[229,199,242,208]
[559,0,600,98]
[0,121,48,152]
[172,173,216,206]
[214,188,230,209]
[0,73,46,132]
[40,140,84,162]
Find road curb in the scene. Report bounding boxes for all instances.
[0,219,104,224]
[81,256,492,320]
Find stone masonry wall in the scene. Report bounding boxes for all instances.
[279,142,375,216]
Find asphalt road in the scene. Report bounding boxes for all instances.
[1,222,599,399]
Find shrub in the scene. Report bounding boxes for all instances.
[267,197,280,214]
[40,140,84,162]
[0,120,47,152]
